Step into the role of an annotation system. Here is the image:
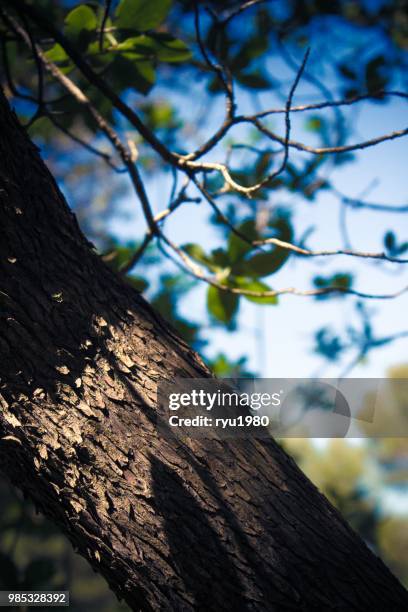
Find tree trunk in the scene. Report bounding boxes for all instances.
[0,89,406,612]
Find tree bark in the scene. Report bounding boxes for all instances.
[0,89,407,611]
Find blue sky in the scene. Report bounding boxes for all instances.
[111,80,407,379]
[29,1,406,380]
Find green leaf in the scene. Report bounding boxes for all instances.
[231,215,293,277]
[112,37,153,59]
[227,220,258,263]
[182,243,213,267]
[87,41,116,68]
[240,248,289,278]
[255,151,273,180]
[210,248,230,269]
[130,60,156,93]
[207,285,239,324]
[365,55,387,93]
[141,100,179,131]
[182,244,230,273]
[313,273,353,299]
[231,35,269,72]
[116,0,172,32]
[104,244,135,270]
[44,43,67,63]
[110,55,156,94]
[44,44,72,73]
[113,34,191,63]
[225,215,294,277]
[306,116,323,132]
[233,278,278,304]
[344,87,360,99]
[149,33,191,62]
[236,70,270,90]
[315,328,344,361]
[338,63,357,81]
[65,5,97,48]
[126,275,149,292]
[209,353,253,377]
[384,231,395,252]
[384,231,408,256]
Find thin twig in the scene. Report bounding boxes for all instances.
[251,119,408,155]
[339,303,408,376]
[252,90,408,119]
[160,232,408,300]
[1,34,68,105]
[120,185,201,274]
[0,35,37,101]
[14,10,44,127]
[253,237,408,264]
[194,1,235,118]
[11,0,408,194]
[99,0,112,52]
[332,187,408,213]
[220,0,265,26]
[192,177,266,250]
[182,49,310,196]
[9,0,178,166]
[191,182,407,264]
[6,1,408,304]
[47,113,126,172]
[182,89,408,162]
[258,47,310,191]
[6,12,159,239]
[278,39,345,147]
[120,234,153,274]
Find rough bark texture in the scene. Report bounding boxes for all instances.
[0,89,407,612]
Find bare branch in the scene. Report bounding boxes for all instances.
[11,0,408,199]
[1,33,69,106]
[220,1,266,26]
[253,90,408,119]
[192,177,264,249]
[126,163,159,238]
[257,47,310,189]
[333,188,408,213]
[194,1,235,118]
[183,89,408,162]
[120,234,153,275]
[46,114,126,172]
[160,233,408,301]
[182,49,310,196]
[253,237,408,264]
[193,182,407,264]
[251,118,408,155]
[278,39,346,146]
[99,0,112,52]
[120,184,201,275]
